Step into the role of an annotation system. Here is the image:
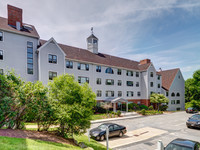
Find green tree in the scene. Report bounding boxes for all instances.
[0,71,23,129]
[185,70,200,103]
[48,74,96,138]
[150,93,169,111]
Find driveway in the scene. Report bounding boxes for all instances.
[89,111,200,150]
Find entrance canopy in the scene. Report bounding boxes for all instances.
[103,97,128,112]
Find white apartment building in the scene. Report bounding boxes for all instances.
[0,5,185,111]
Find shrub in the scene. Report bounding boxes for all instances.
[148,105,154,110]
[128,103,140,111]
[141,109,146,115]
[116,110,121,117]
[159,105,168,111]
[93,106,106,114]
[139,105,148,110]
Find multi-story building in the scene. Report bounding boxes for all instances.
[0,5,185,111]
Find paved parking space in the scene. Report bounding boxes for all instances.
[99,127,167,149]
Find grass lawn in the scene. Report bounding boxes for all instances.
[0,136,81,150]
[74,135,111,150]
[91,113,119,120]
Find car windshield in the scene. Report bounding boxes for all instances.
[98,124,108,130]
[191,115,200,120]
[165,143,192,150]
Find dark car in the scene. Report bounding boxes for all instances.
[165,138,200,150]
[186,114,200,129]
[186,107,198,113]
[89,123,127,141]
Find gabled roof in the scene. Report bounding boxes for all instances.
[39,39,151,71]
[0,17,39,38]
[159,68,180,91]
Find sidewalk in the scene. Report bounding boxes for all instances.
[91,113,142,124]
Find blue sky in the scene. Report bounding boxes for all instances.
[0,0,200,79]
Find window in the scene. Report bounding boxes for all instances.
[106,79,114,85]
[49,71,57,80]
[77,63,89,71]
[27,42,33,74]
[171,92,175,97]
[176,107,181,111]
[150,72,153,77]
[126,70,133,76]
[105,67,114,74]
[176,93,180,97]
[106,91,114,97]
[137,92,141,97]
[96,78,101,85]
[0,69,3,75]
[178,75,180,79]
[97,90,102,97]
[96,66,101,72]
[136,72,139,77]
[127,81,133,86]
[127,91,134,97]
[136,82,139,87]
[176,100,180,104]
[0,31,3,41]
[78,76,89,84]
[66,61,73,68]
[166,91,169,96]
[158,84,160,88]
[0,50,3,60]
[117,69,122,75]
[150,91,154,95]
[150,82,153,87]
[171,100,175,104]
[114,125,120,130]
[157,75,160,80]
[118,80,122,86]
[48,54,57,64]
[118,91,122,97]
[93,39,98,44]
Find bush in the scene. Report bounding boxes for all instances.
[116,110,121,117]
[139,104,148,110]
[148,105,154,110]
[141,109,146,115]
[128,103,140,111]
[93,106,106,114]
[159,105,168,111]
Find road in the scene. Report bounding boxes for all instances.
[90,111,200,150]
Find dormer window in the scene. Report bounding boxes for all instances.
[105,67,114,74]
[0,31,3,41]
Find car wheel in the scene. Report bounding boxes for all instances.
[119,131,123,137]
[187,125,191,128]
[96,136,100,141]
[100,135,105,141]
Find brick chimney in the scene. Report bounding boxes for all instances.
[7,5,23,30]
[139,59,151,65]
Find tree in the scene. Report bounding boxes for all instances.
[48,74,96,138]
[185,70,200,103]
[150,93,169,111]
[102,102,112,116]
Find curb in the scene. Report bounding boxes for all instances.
[91,115,142,124]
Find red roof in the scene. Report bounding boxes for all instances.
[40,39,151,71]
[0,17,39,38]
[159,68,179,91]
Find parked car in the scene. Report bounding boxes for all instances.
[186,107,198,113]
[165,138,200,150]
[89,123,127,141]
[186,114,200,129]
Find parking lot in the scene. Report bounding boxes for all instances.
[90,111,200,150]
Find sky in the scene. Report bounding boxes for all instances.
[0,0,200,80]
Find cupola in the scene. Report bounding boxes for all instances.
[87,27,98,54]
